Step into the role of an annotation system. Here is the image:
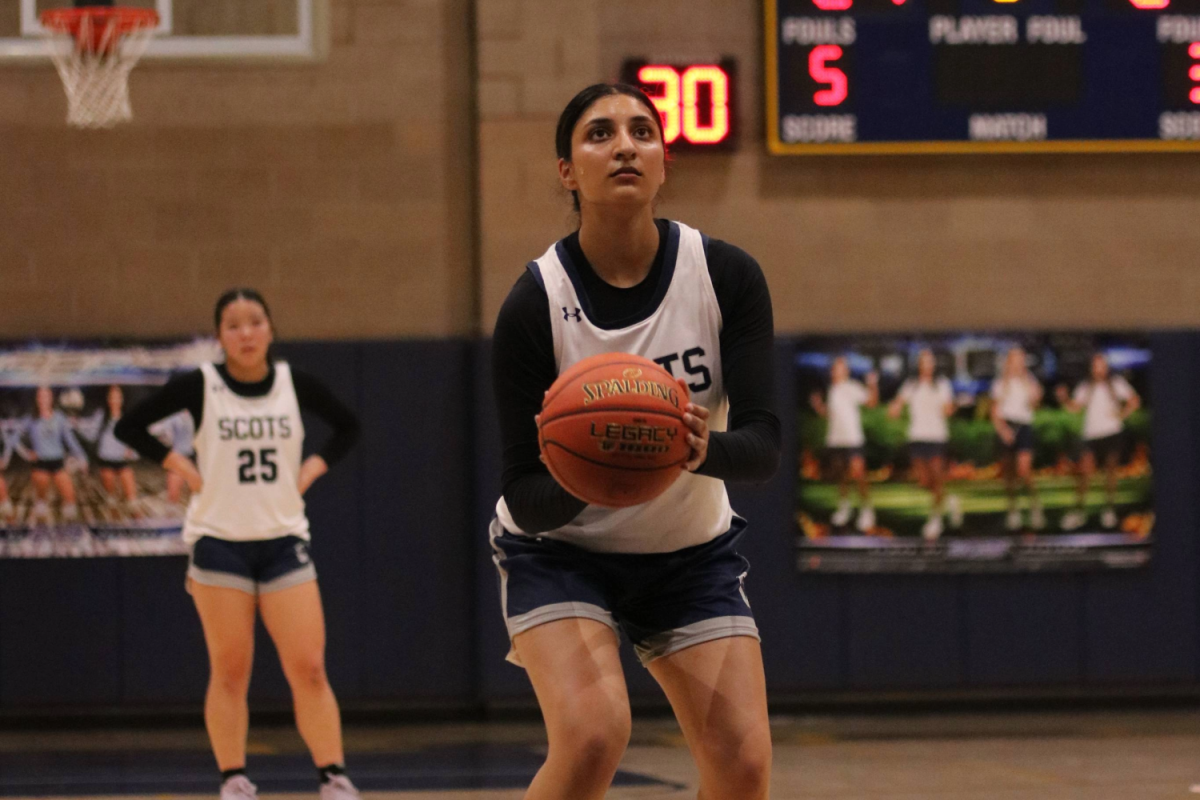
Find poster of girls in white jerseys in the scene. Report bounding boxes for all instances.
[796,333,1153,573]
[0,339,219,558]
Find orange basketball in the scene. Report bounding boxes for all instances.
[539,353,691,508]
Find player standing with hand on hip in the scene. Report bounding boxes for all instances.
[116,289,361,800]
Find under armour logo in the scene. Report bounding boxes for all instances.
[295,543,311,565]
[563,307,582,322]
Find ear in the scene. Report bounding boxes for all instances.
[558,157,579,192]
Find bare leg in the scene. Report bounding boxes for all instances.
[513,618,630,800]
[54,469,77,506]
[119,466,138,503]
[167,471,185,505]
[648,637,772,800]
[192,582,257,771]
[1016,451,1036,497]
[259,580,345,767]
[928,456,946,509]
[30,469,51,502]
[1103,451,1120,507]
[99,468,118,497]
[849,455,869,504]
[1076,451,1096,507]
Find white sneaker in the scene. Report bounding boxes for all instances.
[856,506,875,533]
[922,515,944,541]
[61,503,79,522]
[220,775,258,800]
[30,501,52,526]
[831,499,853,527]
[320,775,361,800]
[946,495,964,529]
[1029,501,1046,531]
[1101,507,1118,529]
[1060,509,1087,531]
[1005,506,1022,531]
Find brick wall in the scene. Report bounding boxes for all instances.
[2,1,1197,339]
[477,0,1200,334]
[0,0,475,339]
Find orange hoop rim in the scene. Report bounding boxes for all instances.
[39,7,159,36]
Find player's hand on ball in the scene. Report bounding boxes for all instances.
[164,451,203,494]
[682,400,710,472]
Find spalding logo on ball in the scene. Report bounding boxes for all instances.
[539,352,691,508]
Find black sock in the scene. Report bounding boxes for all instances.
[317,764,345,784]
[221,768,247,784]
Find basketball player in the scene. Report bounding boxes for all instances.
[490,83,780,800]
[26,386,87,524]
[115,289,361,800]
[1056,353,1141,531]
[151,409,197,505]
[991,347,1044,531]
[888,349,961,540]
[0,420,14,523]
[86,385,141,511]
[809,357,878,532]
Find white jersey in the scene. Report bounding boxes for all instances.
[825,381,869,447]
[183,362,308,545]
[991,375,1038,424]
[898,377,953,443]
[1074,377,1134,441]
[495,221,733,554]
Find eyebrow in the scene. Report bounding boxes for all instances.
[584,114,657,129]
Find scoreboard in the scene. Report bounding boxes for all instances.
[766,3,1200,153]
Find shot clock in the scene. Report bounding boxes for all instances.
[766,3,1200,153]
[621,59,738,151]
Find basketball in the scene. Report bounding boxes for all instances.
[538,353,691,508]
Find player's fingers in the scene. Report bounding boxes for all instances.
[682,412,707,435]
[686,402,710,420]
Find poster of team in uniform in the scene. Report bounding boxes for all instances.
[796,333,1154,573]
[0,339,219,558]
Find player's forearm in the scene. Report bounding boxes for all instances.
[502,472,588,533]
[694,417,781,484]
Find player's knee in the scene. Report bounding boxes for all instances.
[550,708,630,778]
[699,725,772,795]
[209,651,253,694]
[284,655,328,692]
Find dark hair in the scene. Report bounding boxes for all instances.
[555,83,667,213]
[214,288,272,331]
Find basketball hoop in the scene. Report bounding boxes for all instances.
[39,6,158,129]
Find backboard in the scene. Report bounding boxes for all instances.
[0,0,327,61]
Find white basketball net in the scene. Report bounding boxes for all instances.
[41,14,156,129]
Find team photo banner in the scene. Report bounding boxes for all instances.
[795,333,1153,574]
[0,339,220,558]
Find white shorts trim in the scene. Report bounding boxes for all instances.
[634,616,761,665]
[503,601,620,667]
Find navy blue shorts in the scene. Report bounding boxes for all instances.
[825,446,865,463]
[908,441,947,461]
[1084,432,1124,463]
[33,458,65,473]
[187,535,316,595]
[97,457,135,470]
[998,421,1035,454]
[490,517,759,666]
